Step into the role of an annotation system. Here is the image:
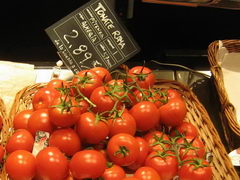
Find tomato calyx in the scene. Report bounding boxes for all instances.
[106,161,114,168]
[95,113,108,125]
[114,146,129,158]
[51,96,76,113]
[131,65,152,82]
[151,150,176,159]
[71,85,96,108]
[151,134,171,150]
[105,81,132,104]
[181,158,210,170]
[75,71,95,87]
[170,130,185,143]
[177,136,200,158]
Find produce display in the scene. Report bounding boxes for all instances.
[0,66,216,180]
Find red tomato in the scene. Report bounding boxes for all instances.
[77,99,90,114]
[130,101,159,131]
[105,79,128,102]
[49,128,81,156]
[171,122,199,137]
[144,130,171,152]
[108,112,136,137]
[158,98,187,127]
[69,149,106,179]
[107,133,139,166]
[90,86,121,114]
[178,158,213,180]
[131,89,164,108]
[102,164,126,180]
[46,79,68,89]
[49,96,82,128]
[5,150,36,180]
[13,109,33,130]
[77,112,109,144]
[145,151,178,180]
[36,147,69,180]
[91,67,112,83]
[127,66,156,89]
[176,136,205,160]
[72,69,103,98]
[32,87,60,110]
[6,129,34,153]
[134,166,161,180]
[167,88,182,100]
[0,144,5,162]
[0,115,2,130]
[27,108,53,136]
[127,137,150,171]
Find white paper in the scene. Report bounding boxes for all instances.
[229,149,240,166]
[220,52,240,123]
[0,60,36,115]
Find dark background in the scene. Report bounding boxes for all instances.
[0,0,240,69]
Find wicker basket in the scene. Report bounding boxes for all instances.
[0,98,9,147]
[208,39,240,151]
[0,98,9,178]
[0,78,238,179]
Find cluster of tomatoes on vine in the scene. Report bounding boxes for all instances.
[0,65,212,180]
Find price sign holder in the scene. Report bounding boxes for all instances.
[45,0,140,74]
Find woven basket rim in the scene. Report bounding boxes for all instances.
[0,98,8,145]
[1,78,238,179]
[208,39,240,138]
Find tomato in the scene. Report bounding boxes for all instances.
[107,133,139,166]
[49,96,82,128]
[145,150,178,180]
[102,164,126,180]
[36,147,69,180]
[171,122,199,137]
[0,144,5,162]
[108,111,136,137]
[105,79,128,102]
[69,149,106,179]
[127,137,150,171]
[90,86,121,114]
[77,98,90,114]
[127,66,156,89]
[77,112,109,144]
[178,158,213,180]
[49,128,81,156]
[91,66,112,83]
[167,88,182,100]
[27,108,53,136]
[144,130,171,152]
[5,150,36,180]
[72,69,103,98]
[131,88,164,108]
[6,129,34,153]
[130,101,159,131]
[13,109,33,130]
[134,166,161,180]
[46,79,68,89]
[32,87,61,110]
[158,98,187,127]
[176,136,205,160]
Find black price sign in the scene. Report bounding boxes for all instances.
[45,0,140,74]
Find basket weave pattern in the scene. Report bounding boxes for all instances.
[0,79,238,179]
[208,39,240,150]
[0,98,9,147]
